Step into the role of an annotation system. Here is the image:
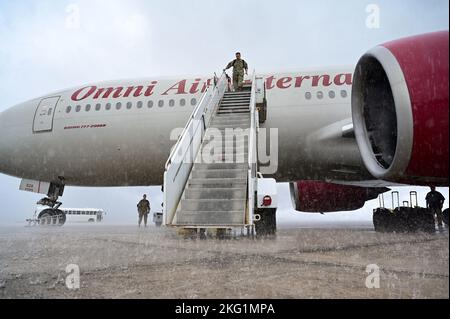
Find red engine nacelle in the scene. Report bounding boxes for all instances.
[289,181,389,213]
[352,31,449,186]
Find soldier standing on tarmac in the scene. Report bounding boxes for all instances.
[426,186,446,231]
[137,194,151,227]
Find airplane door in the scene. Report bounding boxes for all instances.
[33,96,60,133]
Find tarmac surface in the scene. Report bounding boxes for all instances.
[0,223,448,299]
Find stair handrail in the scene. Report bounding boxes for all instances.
[247,71,258,225]
[163,72,228,226]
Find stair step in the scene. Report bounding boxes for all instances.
[181,199,246,211]
[188,178,246,188]
[191,168,247,179]
[193,163,247,170]
[199,150,248,159]
[219,103,249,110]
[210,122,250,128]
[222,96,250,99]
[193,156,248,165]
[206,127,249,134]
[184,188,246,200]
[218,110,250,114]
[221,100,250,104]
[224,92,251,97]
[215,112,250,117]
[213,119,250,124]
[222,95,251,99]
[221,101,250,105]
[175,211,245,226]
[210,125,250,130]
[219,106,249,110]
[212,117,250,123]
[201,144,248,152]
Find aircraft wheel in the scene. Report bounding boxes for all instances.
[54,209,66,226]
[38,209,55,226]
[38,209,66,226]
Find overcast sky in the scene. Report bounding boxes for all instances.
[0,0,448,225]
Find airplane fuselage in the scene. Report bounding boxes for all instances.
[0,67,372,186]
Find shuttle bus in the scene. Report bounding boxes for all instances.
[28,207,106,226]
[61,208,106,223]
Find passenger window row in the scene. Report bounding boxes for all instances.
[66,98,198,113]
[304,89,348,100]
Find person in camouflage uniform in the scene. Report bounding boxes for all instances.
[224,52,248,91]
[426,186,446,230]
[137,194,150,227]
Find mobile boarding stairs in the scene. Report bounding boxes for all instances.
[162,71,277,237]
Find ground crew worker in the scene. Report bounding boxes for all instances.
[425,186,445,230]
[224,52,248,91]
[137,194,150,227]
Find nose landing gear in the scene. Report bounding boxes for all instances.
[37,208,66,226]
[36,180,67,227]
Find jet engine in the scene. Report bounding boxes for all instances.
[352,31,449,186]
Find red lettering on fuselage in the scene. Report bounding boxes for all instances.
[277,77,292,89]
[294,76,311,88]
[162,80,187,95]
[93,87,124,99]
[70,73,353,101]
[189,78,201,94]
[311,75,332,87]
[334,73,353,85]
[145,81,158,96]
[123,86,144,98]
[71,86,97,101]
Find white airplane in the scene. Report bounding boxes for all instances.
[0,31,448,223]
